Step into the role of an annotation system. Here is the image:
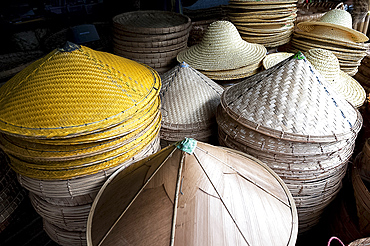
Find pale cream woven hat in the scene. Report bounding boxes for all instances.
[262,52,294,69]
[297,9,369,43]
[177,20,267,71]
[304,48,366,108]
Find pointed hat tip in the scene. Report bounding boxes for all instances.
[180,62,189,68]
[175,138,197,154]
[293,51,306,60]
[58,41,81,53]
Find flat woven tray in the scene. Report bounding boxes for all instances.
[112,10,191,35]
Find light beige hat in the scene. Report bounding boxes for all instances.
[262,52,294,69]
[177,20,267,71]
[297,9,369,43]
[304,48,366,108]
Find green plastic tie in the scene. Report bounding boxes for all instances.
[293,51,306,60]
[175,138,197,154]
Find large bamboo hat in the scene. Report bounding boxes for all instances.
[0,42,161,139]
[177,20,267,71]
[220,51,362,143]
[87,138,298,246]
[304,48,366,108]
[297,9,369,43]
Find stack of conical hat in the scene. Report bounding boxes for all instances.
[177,20,267,81]
[290,9,369,76]
[0,42,162,245]
[159,62,224,147]
[216,51,363,232]
[112,10,191,74]
[87,138,298,246]
[0,148,26,232]
[227,0,298,48]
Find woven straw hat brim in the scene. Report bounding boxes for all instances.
[0,111,160,162]
[236,23,294,33]
[263,52,295,69]
[241,30,293,41]
[229,13,297,23]
[113,26,191,43]
[16,136,160,198]
[228,6,297,14]
[297,22,369,43]
[231,18,295,26]
[177,39,266,71]
[200,67,260,80]
[112,10,191,35]
[0,45,161,139]
[216,105,353,156]
[229,0,297,4]
[8,120,161,180]
[293,30,369,50]
[220,54,362,143]
[229,3,297,9]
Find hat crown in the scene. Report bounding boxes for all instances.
[200,20,245,51]
[319,9,353,29]
[304,48,340,81]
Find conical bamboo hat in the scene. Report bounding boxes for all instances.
[160,62,224,130]
[0,42,161,139]
[87,138,298,246]
[220,51,362,143]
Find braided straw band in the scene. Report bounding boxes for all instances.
[0,42,161,138]
[304,48,366,108]
[297,9,369,43]
[221,51,362,143]
[177,20,266,71]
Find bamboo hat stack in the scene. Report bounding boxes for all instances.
[0,149,26,232]
[177,20,267,81]
[0,42,162,245]
[263,49,367,108]
[227,0,298,48]
[354,54,370,93]
[87,138,298,246]
[112,10,191,74]
[159,62,224,147]
[216,52,363,232]
[290,9,369,76]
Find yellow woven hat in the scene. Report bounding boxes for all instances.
[304,48,366,108]
[0,42,161,139]
[176,20,267,71]
[297,9,369,43]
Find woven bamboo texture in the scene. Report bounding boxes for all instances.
[296,2,340,23]
[44,219,87,246]
[87,139,298,246]
[349,237,370,245]
[159,62,223,144]
[112,10,191,74]
[227,0,298,48]
[216,52,362,232]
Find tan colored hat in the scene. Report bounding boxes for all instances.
[304,48,366,108]
[177,20,266,71]
[262,52,294,69]
[297,9,369,43]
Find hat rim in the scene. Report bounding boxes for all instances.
[297,22,369,43]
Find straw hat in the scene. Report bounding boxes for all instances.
[177,20,267,71]
[262,52,294,69]
[304,48,366,108]
[297,9,369,43]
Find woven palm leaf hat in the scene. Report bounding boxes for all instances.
[160,62,224,147]
[177,20,267,80]
[297,9,369,43]
[304,48,366,108]
[217,51,363,232]
[87,138,298,246]
[0,42,162,246]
